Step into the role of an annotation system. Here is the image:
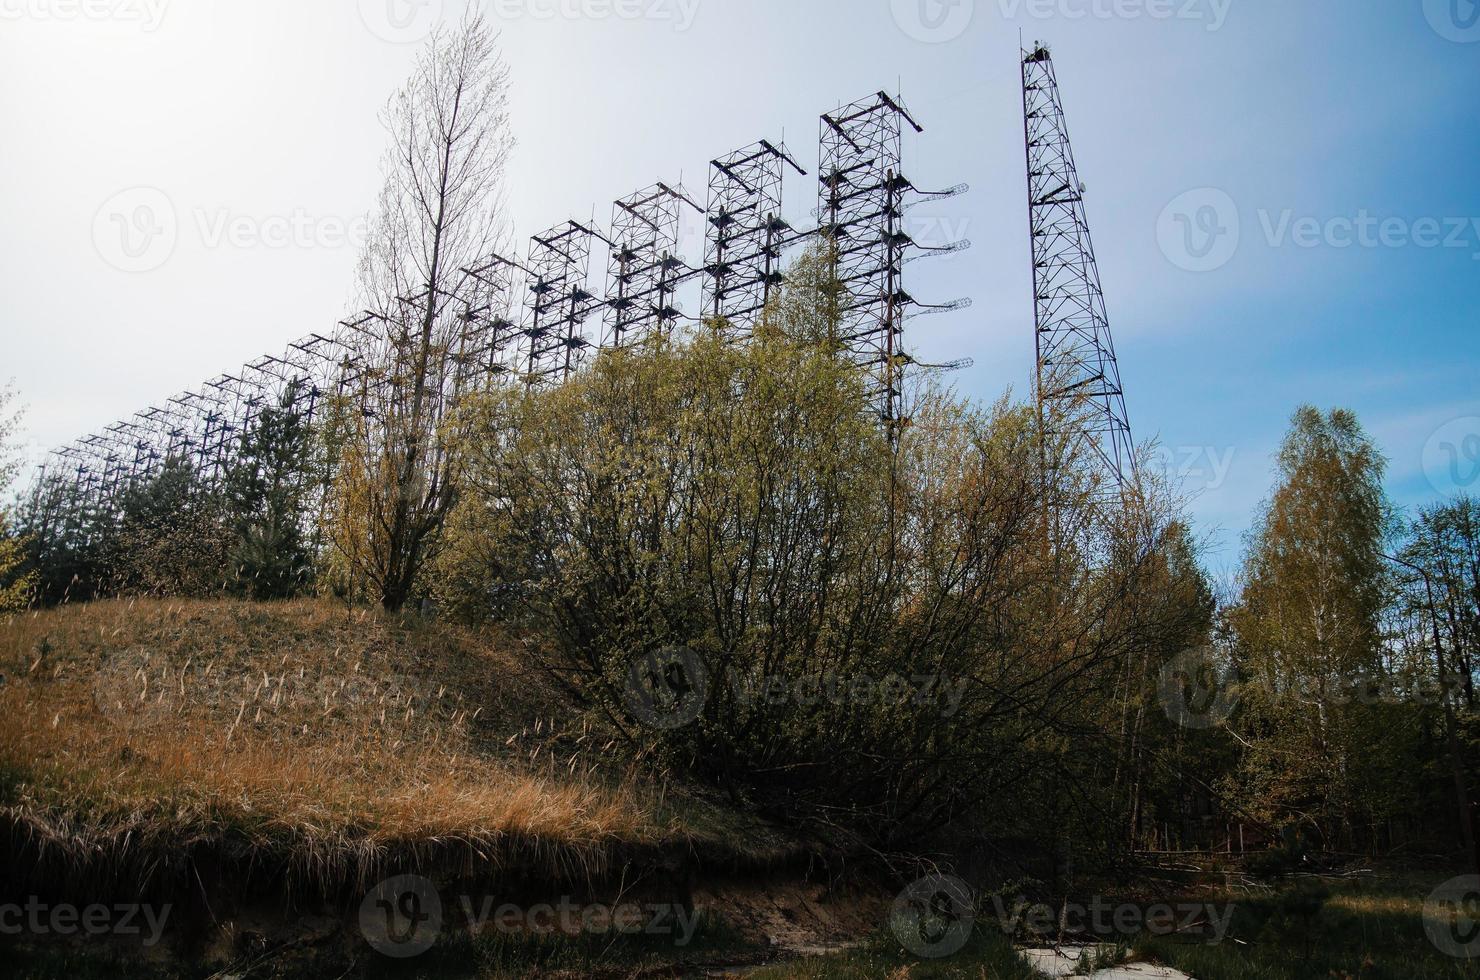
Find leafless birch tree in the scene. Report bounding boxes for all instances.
[332,13,513,610]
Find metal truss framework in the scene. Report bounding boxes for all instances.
[819,92,970,428]
[519,220,607,386]
[1022,43,1135,490]
[604,182,701,349]
[703,141,807,333]
[28,88,971,547]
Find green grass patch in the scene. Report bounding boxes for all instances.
[746,929,1042,979]
[1139,879,1480,980]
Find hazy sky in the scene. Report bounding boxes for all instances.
[2,0,1477,573]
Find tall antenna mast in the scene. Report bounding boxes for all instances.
[1021,42,1136,491]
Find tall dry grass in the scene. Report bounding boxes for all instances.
[0,598,793,902]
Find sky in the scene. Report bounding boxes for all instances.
[1,0,1477,575]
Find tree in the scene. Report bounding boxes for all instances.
[0,382,36,612]
[1230,406,1402,845]
[332,12,514,610]
[108,459,233,597]
[1402,497,1480,708]
[438,248,1209,859]
[223,381,316,599]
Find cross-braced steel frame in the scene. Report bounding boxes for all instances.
[819,92,945,428]
[1022,43,1135,490]
[519,220,606,386]
[702,141,806,335]
[604,182,701,349]
[27,87,973,558]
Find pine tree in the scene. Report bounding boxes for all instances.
[224,381,316,599]
[109,458,233,596]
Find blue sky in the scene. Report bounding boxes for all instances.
[1,0,1476,575]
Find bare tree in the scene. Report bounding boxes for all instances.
[333,13,513,610]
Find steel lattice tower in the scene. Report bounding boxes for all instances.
[519,220,605,386]
[703,141,806,334]
[819,92,969,429]
[1022,44,1135,489]
[459,254,522,383]
[604,182,700,348]
[24,87,973,552]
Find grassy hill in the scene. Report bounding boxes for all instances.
[0,598,834,974]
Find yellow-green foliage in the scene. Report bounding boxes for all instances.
[1228,406,1416,834]
[0,517,32,613]
[436,315,1205,846]
[0,382,35,612]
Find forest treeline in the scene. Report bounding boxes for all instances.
[1,15,1476,879]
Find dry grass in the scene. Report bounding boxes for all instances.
[0,598,798,903]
